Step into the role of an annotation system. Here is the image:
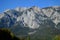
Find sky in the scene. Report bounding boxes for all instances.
[0,0,60,12]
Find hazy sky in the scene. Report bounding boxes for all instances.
[0,0,60,12]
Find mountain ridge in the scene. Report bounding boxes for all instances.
[0,6,60,38]
[0,6,60,29]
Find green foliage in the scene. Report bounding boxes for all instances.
[1,27,60,40]
[0,28,32,40]
[0,28,20,40]
[53,35,60,40]
[26,35,30,40]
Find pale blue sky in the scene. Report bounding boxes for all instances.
[0,0,60,12]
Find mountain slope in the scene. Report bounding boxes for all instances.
[0,6,60,39]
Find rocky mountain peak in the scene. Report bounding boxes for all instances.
[0,6,60,29]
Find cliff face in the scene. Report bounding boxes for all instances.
[0,6,60,38]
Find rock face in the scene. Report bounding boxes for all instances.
[0,6,60,38]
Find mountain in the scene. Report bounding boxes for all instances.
[0,6,60,40]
